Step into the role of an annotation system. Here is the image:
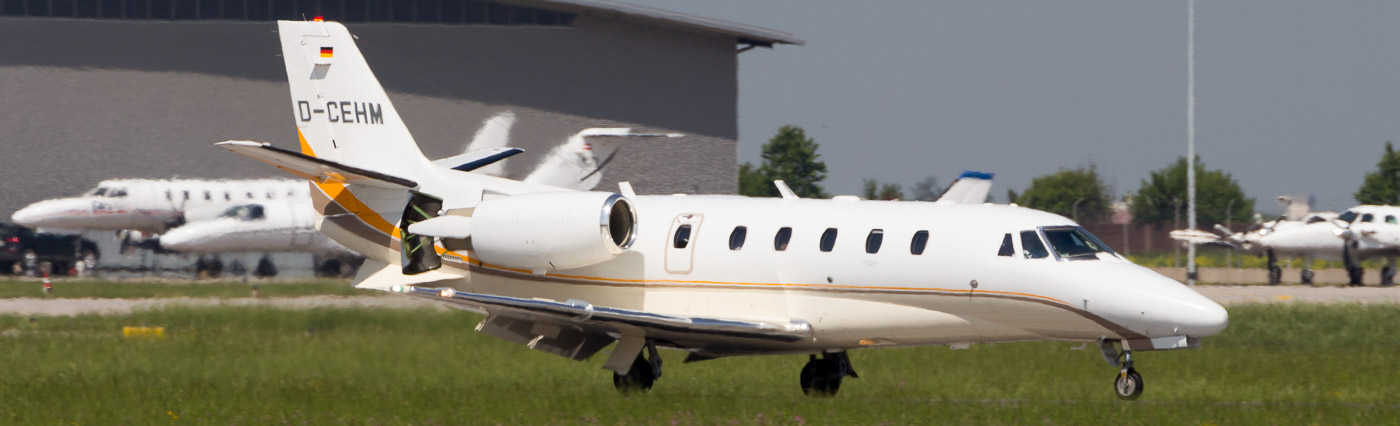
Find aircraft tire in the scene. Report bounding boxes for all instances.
[612,355,655,394]
[208,258,223,279]
[1113,368,1144,401]
[1348,266,1364,287]
[799,357,843,397]
[1267,267,1281,286]
[1382,266,1395,287]
[254,257,278,278]
[1301,269,1314,286]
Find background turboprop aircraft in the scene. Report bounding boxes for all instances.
[1171,196,1400,286]
[217,20,1227,400]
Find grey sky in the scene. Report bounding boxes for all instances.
[625,0,1400,214]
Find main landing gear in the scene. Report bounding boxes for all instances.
[1266,249,1282,285]
[1343,243,1364,287]
[612,342,661,394]
[800,351,858,397]
[1100,340,1144,400]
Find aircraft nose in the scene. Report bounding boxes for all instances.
[1173,296,1229,337]
[11,199,83,228]
[158,226,198,252]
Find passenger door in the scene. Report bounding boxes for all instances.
[664,214,703,274]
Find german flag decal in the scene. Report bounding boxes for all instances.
[320,47,333,58]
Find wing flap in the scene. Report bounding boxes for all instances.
[216,140,418,189]
[398,286,813,342]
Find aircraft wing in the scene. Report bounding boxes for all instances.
[935,171,994,204]
[398,285,813,343]
[217,141,417,189]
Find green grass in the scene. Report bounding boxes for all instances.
[0,279,371,299]
[0,304,1395,424]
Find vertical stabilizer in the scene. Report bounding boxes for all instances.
[278,21,429,174]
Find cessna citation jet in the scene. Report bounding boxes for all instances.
[218,20,1227,400]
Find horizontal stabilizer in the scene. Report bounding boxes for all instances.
[406,215,473,239]
[1169,229,1229,246]
[216,141,417,189]
[432,147,524,172]
[935,170,994,205]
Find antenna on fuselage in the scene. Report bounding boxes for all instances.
[773,180,798,200]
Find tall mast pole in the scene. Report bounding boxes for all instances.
[1187,0,1198,286]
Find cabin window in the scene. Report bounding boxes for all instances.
[203,190,212,201]
[865,229,884,254]
[110,188,128,197]
[224,192,231,201]
[1340,210,1358,223]
[729,226,747,250]
[1388,215,1397,225]
[673,225,692,249]
[266,191,274,199]
[910,230,929,255]
[1021,230,1049,259]
[1362,213,1375,223]
[997,233,1015,257]
[774,227,792,251]
[183,190,190,201]
[820,228,838,252]
[165,190,172,201]
[91,187,108,197]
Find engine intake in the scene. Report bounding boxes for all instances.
[471,191,636,271]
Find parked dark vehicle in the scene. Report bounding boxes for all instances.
[0,222,99,276]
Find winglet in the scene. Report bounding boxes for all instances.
[773,180,798,200]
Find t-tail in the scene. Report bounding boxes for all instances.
[220,20,561,280]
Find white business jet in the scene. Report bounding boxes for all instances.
[218,20,1227,400]
[11,178,306,235]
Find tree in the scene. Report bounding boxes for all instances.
[1131,156,1253,226]
[909,176,942,201]
[737,162,769,197]
[1355,141,1400,205]
[1013,166,1112,223]
[861,179,904,200]
[744,125,827,198]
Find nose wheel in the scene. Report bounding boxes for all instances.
[1100,340,1144,400]
[1113,364,1144,400]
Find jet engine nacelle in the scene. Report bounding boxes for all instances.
[471,191,637,271]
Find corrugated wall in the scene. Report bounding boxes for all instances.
[0,16,739,218]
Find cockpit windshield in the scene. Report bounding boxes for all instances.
[88,187,127,197]
[219,204,266,221]
[1041,226,1114,260]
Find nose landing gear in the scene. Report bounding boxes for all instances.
[1099,339,1144,400]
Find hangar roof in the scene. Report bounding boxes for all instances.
[527,0,804,47]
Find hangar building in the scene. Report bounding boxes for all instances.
[0,0,802,218]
